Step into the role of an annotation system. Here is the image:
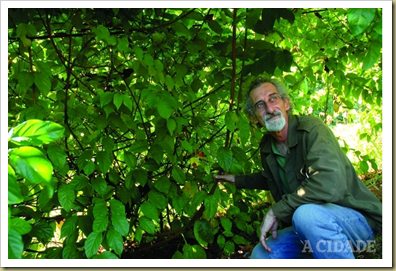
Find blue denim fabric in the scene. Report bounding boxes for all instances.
[251,203,376,259]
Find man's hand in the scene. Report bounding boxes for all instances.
[259,208,278,252]
[214,173,235,184]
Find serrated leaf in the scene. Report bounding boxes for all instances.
[83,161,95,176]
[8,165,23,204]
[9,217,32,235]
[220,216,232,232]
[8,229,23,259]
[153,176,171,194]
[18,71,34,91]
[157,101,173,119]
[204,195,218,219]
[140,201,159,221]
[93,198,108,218]
[347,8,376,36]
[84,231,103,258]
[93,214,109,233]
[47,144,67,169]
[100,92,114,108]
[217,147,233,172]
[208,20,223,35]
[164,75,174,90]
[34,72,51,96]
[275,50,293,72]
[224,240,235,256]
[9,119,65,145]
[58,183,75,212]
[124,151,137,169]
[113,93,123,110]
[172,166,186,185]
[62,243,77,259]
[123,94,133,111]
[61,216,78,238]
[9,146,53,184]
[106,229,123,256]
[139,216,155,235]
[30,221,54,243]
[194,219,214,247]
[109,199,129,236]
[96,151,111,174]
[148,189,167,210]
[93,25,110,41]
[93,251,119,259]
[182,244,206,259]
[92,177,107,196]
[363,40,381,71]
[132,168,148,187]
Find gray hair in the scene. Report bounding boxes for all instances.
[243,76,293,117]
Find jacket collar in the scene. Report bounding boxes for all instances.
[260,113,299,153]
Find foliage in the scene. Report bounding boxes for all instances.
[8,8,382,259]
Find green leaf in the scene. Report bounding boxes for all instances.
[113,93,123,110]
[93,198,108,218]
[92,177,107,196]
[204,195,218,219]
[69,175,89,191]
[58,183,75,212]
[217,147,233,172]
[220,216,232,232]
[9,217,32,235]
[144,53,154,67]
[194,219,214,247]
[167,118,176,135]
[8,229,23,259]
[47,144,67,169]
[182,244,206,259]
[139,216,155,235]
[62,243,77,259]
[157,101,173,119]
[232,235,249,245]
[9,119,65,145]
[93,25,110,41]
[140,201,159,221]
[225,111,238,132]
[109,199,129,236]
[93,213,109,233]
[96,151,112,174]
[164,75,174,90]
[275,50,293,72]
[224,240,235,256]
[363,40,381,71]
[132,168,148,186]
[154,175,171,194]
[181,140,193,154]
[359,160,369,173]
[93,251,119,259]
[148,189,167,210]
[172,166,186,185]
[217,234,226,248]
[123,94,133,111]
[8,165,23,204]
[106,229,123,257]
[347,8,376,36]
[61,216,78,238]
[34,72,51,96]
[83,161,95,176]
[124,151,137,169]
[100,92,114,108]
[208,20,223,35]
[134,46,144,60]
[84,231,103,258]
[9,146,53,184]
[18,71,34,91]
[30,221,54,243]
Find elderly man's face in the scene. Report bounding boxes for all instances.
[249,83,290,132]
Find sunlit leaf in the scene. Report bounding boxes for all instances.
[84,231,103,258]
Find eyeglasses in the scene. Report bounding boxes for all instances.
[254,93,282,113]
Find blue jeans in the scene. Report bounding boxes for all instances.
[251,203,376,259]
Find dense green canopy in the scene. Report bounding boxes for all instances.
[6,6,386,262]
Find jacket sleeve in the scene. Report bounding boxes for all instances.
[271,122,348,223]
[235,172,269,190]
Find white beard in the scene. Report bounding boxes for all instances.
[263,110,286,132]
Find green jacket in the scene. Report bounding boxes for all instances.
[235,114,382,234]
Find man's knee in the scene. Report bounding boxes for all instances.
[292,204,322,228]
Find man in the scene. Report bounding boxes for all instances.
[215,76,382,259]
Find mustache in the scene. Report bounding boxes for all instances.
[263,110,282,121]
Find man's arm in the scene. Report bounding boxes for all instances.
[215,172,269,190]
